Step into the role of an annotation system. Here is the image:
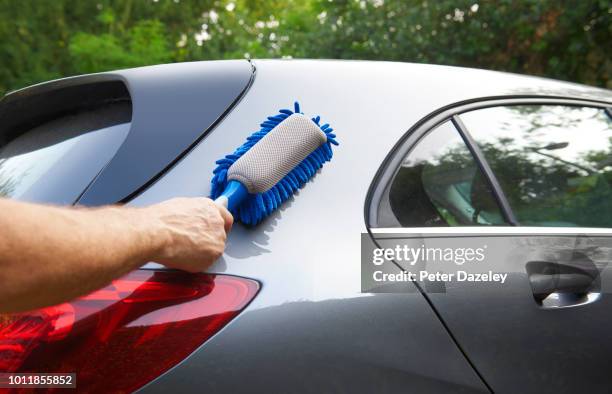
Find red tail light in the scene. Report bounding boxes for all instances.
[0,270,259,392]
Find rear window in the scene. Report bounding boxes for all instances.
[0,81,131,205]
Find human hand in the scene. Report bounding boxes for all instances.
[144,197,233,272]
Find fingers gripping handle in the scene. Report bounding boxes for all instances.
[214,180,248,212]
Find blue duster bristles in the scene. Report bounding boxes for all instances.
[210,102,339,225]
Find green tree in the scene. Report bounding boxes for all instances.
[0,0,609,95]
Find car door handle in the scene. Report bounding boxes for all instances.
[526,258,601,308]
[528,272,593,299]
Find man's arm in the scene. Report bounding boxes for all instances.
[0,197,233,313]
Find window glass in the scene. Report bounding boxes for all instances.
[460,105,612,227]
[0,102,130,204]
[379,121,507,227]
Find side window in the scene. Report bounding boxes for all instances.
[377,121,508,227]
[460,105,612,228]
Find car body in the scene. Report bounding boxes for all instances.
[1,60,611,393]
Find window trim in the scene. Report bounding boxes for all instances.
[370,226,612,237]
[366,95,612,228]
[451,115,518,225]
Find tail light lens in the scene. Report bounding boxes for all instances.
[0,270,259,392]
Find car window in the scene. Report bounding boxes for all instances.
[0,102,130,204]
[459,105,612,228]
[378,121,508,227]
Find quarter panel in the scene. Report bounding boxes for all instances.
[139,292,487,393]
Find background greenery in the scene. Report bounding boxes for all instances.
[0,0,610,95]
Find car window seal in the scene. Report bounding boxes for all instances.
[451,114,518,225]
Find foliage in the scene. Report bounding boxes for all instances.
[0,0,609,95]
[69,20,171,73]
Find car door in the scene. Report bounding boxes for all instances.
[367,98,612,393]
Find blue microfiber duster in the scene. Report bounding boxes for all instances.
[210,102,338,225]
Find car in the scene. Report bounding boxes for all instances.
[0,59,611,393]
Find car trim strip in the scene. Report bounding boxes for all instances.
[451,114,518,225]
[370,226,612,236]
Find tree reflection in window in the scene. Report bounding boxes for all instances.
[0,159,18,197]
[460,105,612,228]
[386,122,506,227]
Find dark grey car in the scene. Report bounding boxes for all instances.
[1,59,611,393]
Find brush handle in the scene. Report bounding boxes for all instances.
[214,180,248,212]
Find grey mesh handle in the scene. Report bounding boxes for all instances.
[226,114,327,194]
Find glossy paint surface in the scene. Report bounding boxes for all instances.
[129,60,609,392]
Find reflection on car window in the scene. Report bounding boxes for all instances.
[0,102,130,204]
[380,121,507,227]
[460,105,612,228]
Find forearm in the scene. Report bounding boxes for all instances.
[0,199,165,313]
